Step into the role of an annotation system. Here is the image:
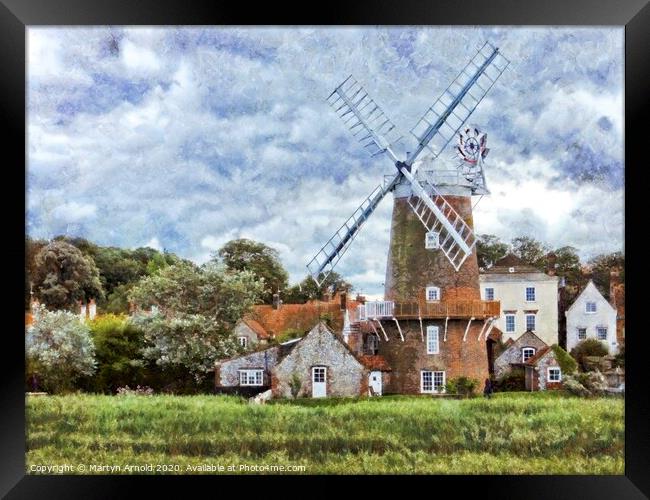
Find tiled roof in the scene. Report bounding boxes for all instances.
[483,253,545,275]
[357,355,392,371]
[524,345,552,366]
[242,317,270,339]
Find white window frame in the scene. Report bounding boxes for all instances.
[312,366,326,383]
[505,314,516,333]
[522,347,536,363]
[547,367,562,382]
[425,286,441,302]
[238,336,248,348]
[425,231,440,249]
[525,313,536,332]
[421,370,446,394]
[596,326,608,341]
[239,369,263,386]
[484,287,495,301]
[426,326,440,354]
[525,286,536,302]
[577,327,587,340]
[585,301,597,313]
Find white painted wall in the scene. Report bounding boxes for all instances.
[479,273,559,346]
[565,281,618,354]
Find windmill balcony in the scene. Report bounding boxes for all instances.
[357,300,500,321]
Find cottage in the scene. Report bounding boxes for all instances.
[524,346,564,391]
[479,254,559,346]
[565,280,618,355]
[232,317,272,349]
[493,330,548,379]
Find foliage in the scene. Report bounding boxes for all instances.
[445,376,478,397]
[283,271,352,304]
[215,238,289,304]
[31,240,104,310]
[476,234,509,270]
[551,344,577,375]
[511,236,550,270]
[587,252,625,300]
[613,344,625,368]
[493,367,526,392]
[289,373,302,398]
[25,305,97,393]
[570,339,609,371]
[26,393,623,474]
[83,314,146,393]
[277,328,304,343]
[116,385,154,396]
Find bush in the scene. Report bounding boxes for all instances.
[116,385,154,396]
[493,367,525,392]
[445,376,478,397]
[551,344,577,374]
[289,373,302,398]
[614,343,625,368]
[571,339,609,371]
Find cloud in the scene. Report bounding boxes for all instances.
[26,27,624,297]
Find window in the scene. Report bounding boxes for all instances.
[525,287,536,302]
[421,370,446,393]
[548,367,561,382]
[239,369,263,386]
[426,326,440,354]
[505,314,516,333]
[577,328,587,340]
[484,287,495,301]
[426,286,441,302]
[312,367,326,383]
[597,327,608,340]
[238,336,248,348]
[586,301,597,313]
[525,314,536,332]
[425,231,440,249]
[367,334,379,355]
[522,347,536,363]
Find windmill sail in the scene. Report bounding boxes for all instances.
[307,178,398,286]
[328,76,403,163]
[407,42,509,164]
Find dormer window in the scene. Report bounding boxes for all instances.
[426,286,441,302]
[425,231,440,249]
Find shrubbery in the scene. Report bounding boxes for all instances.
[445,376,478,397]
[493,367,526,392]
[570,338,609,371]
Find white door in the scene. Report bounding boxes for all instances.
[312,367,327,398]
[369,371,382,396]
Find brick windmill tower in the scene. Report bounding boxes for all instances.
[307,42,509,394]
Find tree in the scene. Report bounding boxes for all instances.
[128,261,264,383]
[588,252,625,299]
[32,240,104,310]
[215,239,289,304]
[476,234,509,270]
[283,271,352,304]
[511,236,550,269]
[84,314,146,393]
[26,304,97,393]
[26,236,49,309]
[570,338,610,371]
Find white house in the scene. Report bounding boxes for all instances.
[479,254,559,346]
[565,280,618,355]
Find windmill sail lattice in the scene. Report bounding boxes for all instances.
[307,42,509,286]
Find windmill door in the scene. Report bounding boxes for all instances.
[312,367,327,398]
[369,371,382,396]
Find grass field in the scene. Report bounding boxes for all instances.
[26,392,624,475]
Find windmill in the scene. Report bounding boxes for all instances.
[306,42,509,304]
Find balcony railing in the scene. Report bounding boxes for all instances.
[358,300,500,320]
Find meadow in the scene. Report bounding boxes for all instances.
[26,392,624,475]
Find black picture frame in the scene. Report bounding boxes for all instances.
[3,0,648,497]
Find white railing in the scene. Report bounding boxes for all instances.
[358,301,395,320]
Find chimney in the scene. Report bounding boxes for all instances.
[340,291,347,311]
[272,293,281,310]
[546,252,557,276]
[610,268,620,305]
[322,291,331,303]
[88,298,97,320]
[355,294,366,304]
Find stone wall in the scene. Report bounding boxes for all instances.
[272,323,366,398]
[493,331,548,379]
[215,346,281,387]
[375,318,489,394]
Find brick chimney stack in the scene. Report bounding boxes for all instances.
[546,252,557,276]
[610,268,621,305]
[272,293,281,310]
[340,291,347,311]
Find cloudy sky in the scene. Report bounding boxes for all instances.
[27,27,624,297]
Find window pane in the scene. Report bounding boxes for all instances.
[427,327,439,354]
[433,371,445,392]
[422,371,432,392]
[485,288,494,301]
[506,315,515,332]
[526,315,535,331]
[526,287,535,301]
[597,327,607,340]
[578,328,587,340]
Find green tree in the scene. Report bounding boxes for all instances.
[511,236,550,269]
[32,240,104,310]
[128,262,264,383]
[476,234,509,270]
[25,236,49,309]
[588,252,625,299]
[283,271,352,304]
[215,238,289,304]
[570,338,610,371]
[26,304,97,393]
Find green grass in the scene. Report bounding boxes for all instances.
[26,392,624,475]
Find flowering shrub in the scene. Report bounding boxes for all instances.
[116,385,154,396]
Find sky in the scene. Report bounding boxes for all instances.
[27,27,624,298]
